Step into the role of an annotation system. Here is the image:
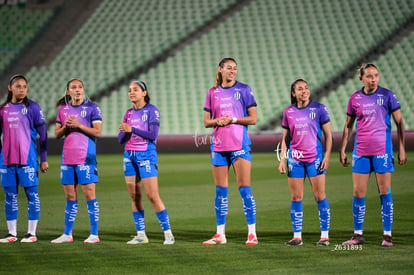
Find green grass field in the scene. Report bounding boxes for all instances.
[0,152,413,274]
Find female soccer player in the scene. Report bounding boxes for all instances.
[51,79,102,244]
[278,79,332,247]
[340,63,407,247]
[0,74,48,243]
[118,80,174,245]
[202,57,258,245]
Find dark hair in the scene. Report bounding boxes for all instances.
[358,63,378,78]
[131,80,150,103]
[56,78,84,106]
[214,57,237,88]
[290,78,308,105]
[0,74,29,109]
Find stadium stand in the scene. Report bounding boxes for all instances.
[0,5,53,74]
[1,0,413,137]
[20,0,239,133]
[103,0,414,134]
[320,31,414,131]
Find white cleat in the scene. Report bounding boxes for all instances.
[21,233,37,243]
[202,234,227,245]
[0,234,18,243]
[127,232,149,245]
[51,234,73,244]
[163,232,175,245]
[84,235,100,244]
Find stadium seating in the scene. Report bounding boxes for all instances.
[103,0,413,135]
[24,0,239,131]
[3,0,413,135]
[0,5,53,74]
[320,31,414,131]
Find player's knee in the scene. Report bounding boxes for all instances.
[146,194,161,206]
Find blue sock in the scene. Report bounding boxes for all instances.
[238,186,256,225]
[353,196,365,232]
[215,186,228,226]
[380,192,393,232]
[25,186,40,220]
[64,200,78,235]
[132,210,145,231]
[4,186,18,221]
[317,198,330,231]
[87,199,99,236]
[156,209,171,231]
[290,201,303,233]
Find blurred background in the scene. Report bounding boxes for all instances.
[1,0,413,153]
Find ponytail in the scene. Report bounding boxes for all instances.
[214,57,237,88]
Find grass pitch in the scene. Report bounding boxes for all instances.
[0,152,413,274]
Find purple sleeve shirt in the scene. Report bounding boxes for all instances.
[282,101,330,163]
[56,101,102,165]
[203,81,257,152]
[347,86,400,156]
[0,100,47,165]
[123,104,160,152]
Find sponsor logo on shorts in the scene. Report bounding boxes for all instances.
[234,150,245,156]
[139,160,151,173]
[23,166,35,182]
[79,164,91,179]
[377,154,389,167]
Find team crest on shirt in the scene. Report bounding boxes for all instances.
[234,91,241,100]
[377,95,384,106]
[142,111,148,121]
[81,107,88,118]
[21,107,27,115]
[309,108,316,120]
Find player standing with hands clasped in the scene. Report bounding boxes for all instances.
[118,80,174,245]
[0,74,48,243]
[202,58,258,245]
[340,64,407,247]
[278,79,332,246]
[51,79,102,244]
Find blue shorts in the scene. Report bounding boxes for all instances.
[287,156,326,178]
[60,164,99,185]
[352,154,394,174]
[123,150,158,179]
[211,148,252,166]
[0,164,39,187]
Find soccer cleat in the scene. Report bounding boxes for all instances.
[20,233,37,243]
[245,234,258,245]
[381,235,393,247]
[342,234,365,246]
[316,238,330,246]
[84,235,100,244]
[163,232,175,245]
[202,234,227,245]
[127,233,149,245]
[51,234,73,244]
[285,238,303,246]
[0,234,17,243]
